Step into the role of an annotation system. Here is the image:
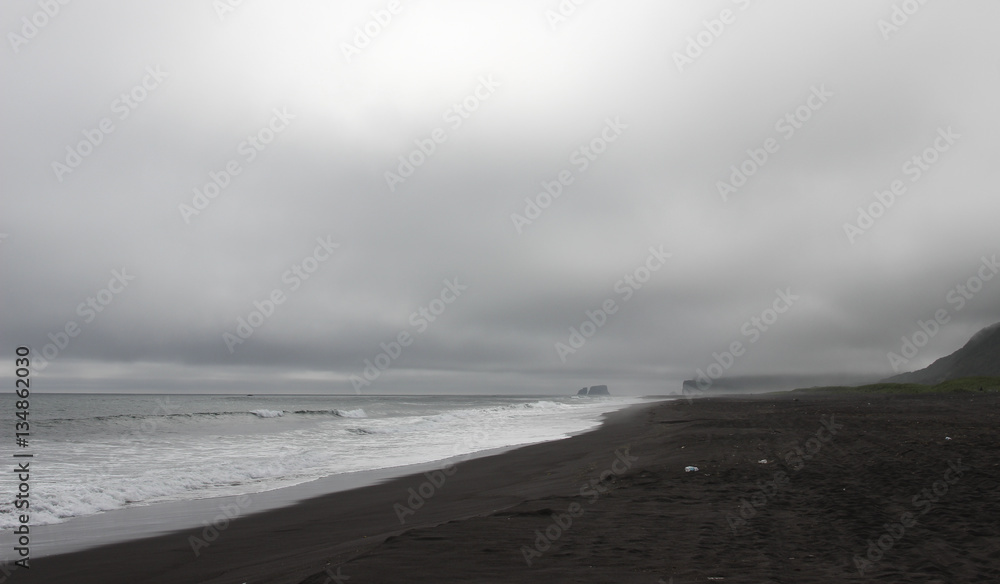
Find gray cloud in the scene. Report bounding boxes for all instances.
[2,0,999,394]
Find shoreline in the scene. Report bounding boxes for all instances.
[21,397,651,559]
[22,392,1000,583]
[9,394,645,558]
[20,400,659,583]
[25,445,517,558]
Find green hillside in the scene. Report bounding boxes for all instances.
[794,376,1000,394]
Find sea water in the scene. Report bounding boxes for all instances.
[0,393,641,532]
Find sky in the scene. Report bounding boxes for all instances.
[1,0,998,395]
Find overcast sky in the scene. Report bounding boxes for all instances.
[2,0,998,395]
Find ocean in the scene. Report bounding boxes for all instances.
[0,393,642,534]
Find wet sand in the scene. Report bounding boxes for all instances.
[23,392,1000,583]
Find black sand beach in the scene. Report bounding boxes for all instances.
[22,393,1000,583]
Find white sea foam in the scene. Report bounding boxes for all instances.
[334,408,367,418]
[250,409,285,418]
[0,395,640,529]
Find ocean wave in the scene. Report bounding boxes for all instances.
[249,409,285,418]
[422,400,570,424]
[289,408,367,418]
[250,408,365,419]
[36,407,370,426]
[38,402,566,427]
[0,397,638,530]
[335,408,367,418]
[0,449,331,530]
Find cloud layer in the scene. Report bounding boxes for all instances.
[2,0,998,394]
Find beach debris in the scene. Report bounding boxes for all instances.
[945,436,952,440]
[685,466,699,472]
[758,459,768,464]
